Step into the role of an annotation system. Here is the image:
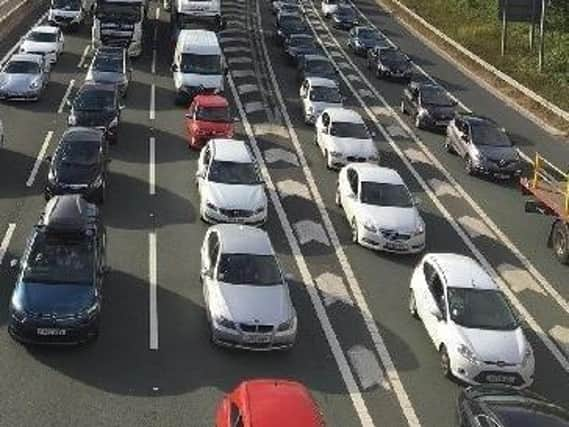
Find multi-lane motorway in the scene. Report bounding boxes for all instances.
[1,0,569,425]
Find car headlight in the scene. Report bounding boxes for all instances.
[47,169,56,184]
[29,80,40,89]
[457,344,480,364]
[109,117,119,128]
[418,107,430,117]
[79,301,100,319]
[254,205,265,214]
[68,114,77,126]
[277,315,296,332]
[414,220,425,236]
[10,307,27,323]
[90,175,103,188]
[354,39,362,47]
[521,347,533,367]
[363,219,377,232]
[368,155,379,162]
[206,202,218,212]
[329,150,342,158]
[215,315,236,329]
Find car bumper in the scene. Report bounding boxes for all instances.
[211,325,296,351]
[203,207,267,226]
[0,89,41,101]
[358,228,426,254]
[474,162,522,178]
[328,155,379,170]
[9,316,99,345]
[378,69,412,80]
[333,20,357,29]
[49,16,82,28]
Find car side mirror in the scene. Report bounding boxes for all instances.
[224,67,229,76]
[284,272,295,282]
[201,266,212,278]
[370,131,377,138]
[195,171,205,179]
[66,99,72,106]
[185,113,192,119]
[233,116,240,123]
[10,258,20,269]
[461,133,469,142]
[119,104,126,110]
[430,305,443,321]
[45,155,52,162]
[413,196,422,206]
[171,63,178,72]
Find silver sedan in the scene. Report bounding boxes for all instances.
[0,54,49,101]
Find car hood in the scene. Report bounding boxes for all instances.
[383,60,411,73]
[16,282,94,316]
[310,100,342,114]
[455,324,527,364]
[51,8,81,16]
[424,105,456,119]
[72,109,116,127]
[357,205,420,233]
[180,73,223,90]
[217,282,290,325]
[207,183,266,210]
[86,71,123,84]
[358,38,384,49]
[52,163,100,185]
[0,73,40,91]
[329,136,377,156]
[476,145,518,162]
[21,41,57,53]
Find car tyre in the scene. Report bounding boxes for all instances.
[95,183,106,204]
[552,221,569,264]
[408,289,418,319]
[414,114,423,129]
[351,218,359,244]
[444,137,455,154]
[335,186,342,207]
[325,150,334,170]
[400,100,407,114]
[465,156,476,176]
[440,345,453,379]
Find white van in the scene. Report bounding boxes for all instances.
[172,29,225,104]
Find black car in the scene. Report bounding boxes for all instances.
[298,54,337,83]
[45,127,109,203]
[272,0,297,15]
[284,34,322,65]
[348,26,389,56]
[67,82,123,144]
[9,195,106,345]
[457,385,569,426]
[367,46,412,81]
[275,13,308,45]
[331,5,359,30]
[400,82,458,130]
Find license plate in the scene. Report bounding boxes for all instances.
[386,242,407,250]
[486,374,516,384]
[436,121,448,126]
[244,334,270,344]
[495,173,510,179]
[37,328,66,336]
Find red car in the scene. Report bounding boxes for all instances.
[184,93,234,149]
[215,379,325,427]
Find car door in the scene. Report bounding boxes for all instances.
[421,262,447,348]
[316,112,329,150]
[197,145,212,198]
[201,231,220,309]
[300,79,310,113]
[343,168,359,221]
[186,101,197,136]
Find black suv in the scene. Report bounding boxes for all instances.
[275,13,308,45]
[367,46,412,81]
[68,82,123,144]
[400,82,457,130]
[45,127,109,203]
[9,195,106,345]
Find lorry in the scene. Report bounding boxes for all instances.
[92,0,147,57]
[520,153,569,264]
[170,0,224,41]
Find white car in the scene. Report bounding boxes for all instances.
[48,0,84,30]
[197,139,267,225]
[300,77,343,125]
[200,224,298,350]
[20,26,64,65]
[409,253,535,388]
[337,164,425,253]
[315,108,378,170]
[321,0,341,17]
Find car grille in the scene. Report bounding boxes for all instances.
[346,156,366,163]
[239,323,274,333]
[488,159,517,168]
[474,371,524,387]
[483,360,517,367]
[219,208,253,218]
[53,16,74,24]
[381,230,411,241]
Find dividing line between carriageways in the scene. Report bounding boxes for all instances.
[304,0,569,333]
[252,0,421,424]
[25,131,53,188]
[226,57,377,427]
[300,0,569,373]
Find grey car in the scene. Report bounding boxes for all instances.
[0,54,49,101]
[85,49,131,97]
[200,224,297,351]
[445,114,522,178]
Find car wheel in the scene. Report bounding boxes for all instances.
[465,156,476,176]
[444,137,455,154]
[400,100,407,114]
[552,222,569,264]
[95,183,106,204]
[440,345,453,379]
[351,218,359,244]
[335,186,342,207]
[414,114,423,129]
[408,289,418,319]
[325,150,333,169]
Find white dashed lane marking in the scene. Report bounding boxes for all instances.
[385,124,408,138]
[497,264,547,295]
[428,178,459,198]
[244,101,264,113]
[224,46,252,54]
[550,326,569,356]
[348,345,391,391]
[263,147,299,165]
[237,83,260,95]
[403,147,430,164]
[228,56,253,65]
[458,216,496,240]
[357,88,374,98]
[231,69,256,78]
[294,220,330,246]
[315,272,353,306]
[346,73,360,82]
[276,179,311,200]
[220,36,249,44]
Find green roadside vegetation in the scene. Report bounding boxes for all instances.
[392,0,569,111]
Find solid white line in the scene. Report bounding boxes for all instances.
[149,232,158,350]
[149,137,155,195]
[57,79,75,114]
[303,1,569,373]
[227,62,376,427]
[155,5,160,20]
[151,49,157,74]
[0,223,16,266]
[26,131,53,187]
[149,84,155,120]
[254,2,420,425]
[77,45,90,69]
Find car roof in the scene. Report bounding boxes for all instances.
[427,253,497,290]
[40,195,97,233]
[214,225,274,256]
[193,93,228,108]
[210,139,252,163]
[350,164,404,185]
[236,380,324,427]
[177,30,221,55]
[305,77,338,88]
[62,127,105,142]
[32,25,60,34]
[7,53,43,64]
[324,107,363,123]
[78,81,117,93]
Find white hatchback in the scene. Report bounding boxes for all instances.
[321,0,342,17]
[20,26,64,65]
[300,77,343,125]
[337,163,425,253]
[409,253,535,388]
[315,108,378,170]
[197,139,267,225]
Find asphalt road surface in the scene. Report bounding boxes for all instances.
[1,1,569,426]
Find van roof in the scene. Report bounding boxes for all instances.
[177,30,221,55]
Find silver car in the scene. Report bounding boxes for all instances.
[0,54,49,101]
[200,224,297,351]
[85,49,131,97]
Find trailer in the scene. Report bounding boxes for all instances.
[520,153,569,264]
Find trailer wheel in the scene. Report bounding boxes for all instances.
[552,221,569,264]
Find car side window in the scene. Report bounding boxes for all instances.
[202,146,211,169]
[229,402,244,427]
[322,113,330,129]
[426,265,445,315]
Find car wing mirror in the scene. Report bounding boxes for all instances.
[170,63,178,72]
[119,104,126,110]
[370,131,377,138]
[284,272,295,282]
[45,155,52,162]
[413,196,422,206]
[429,305,443,321]
[185,113,192,119]
[10,258,20,269]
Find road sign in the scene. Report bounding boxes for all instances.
[498,0,542,22]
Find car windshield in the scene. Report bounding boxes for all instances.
[281,16,306,31]
[92,56,122,73]
[74,89,115,111]
[310,86,342,103]
[421,87,455,107]
[381,50,408,65]
[305,59,334,75]
[336,7,354,16]
[22,234,94,285]
[358,28,379,40]
[217,254,282,286]
[360,182,412,207]
[27,31,57,43]
[330,121,369,139]
[97,4,141,21]
[52,0,81,9]
[280,4,299,12]
[208,160,261,185]
[484,398,569,427]
[196,106,231,122]
[289,36,314,48]
[57,141,100,166]
[447,287,519,330]
[470,122,512,147]
[180,53,222,75]
[4,61,40,74]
